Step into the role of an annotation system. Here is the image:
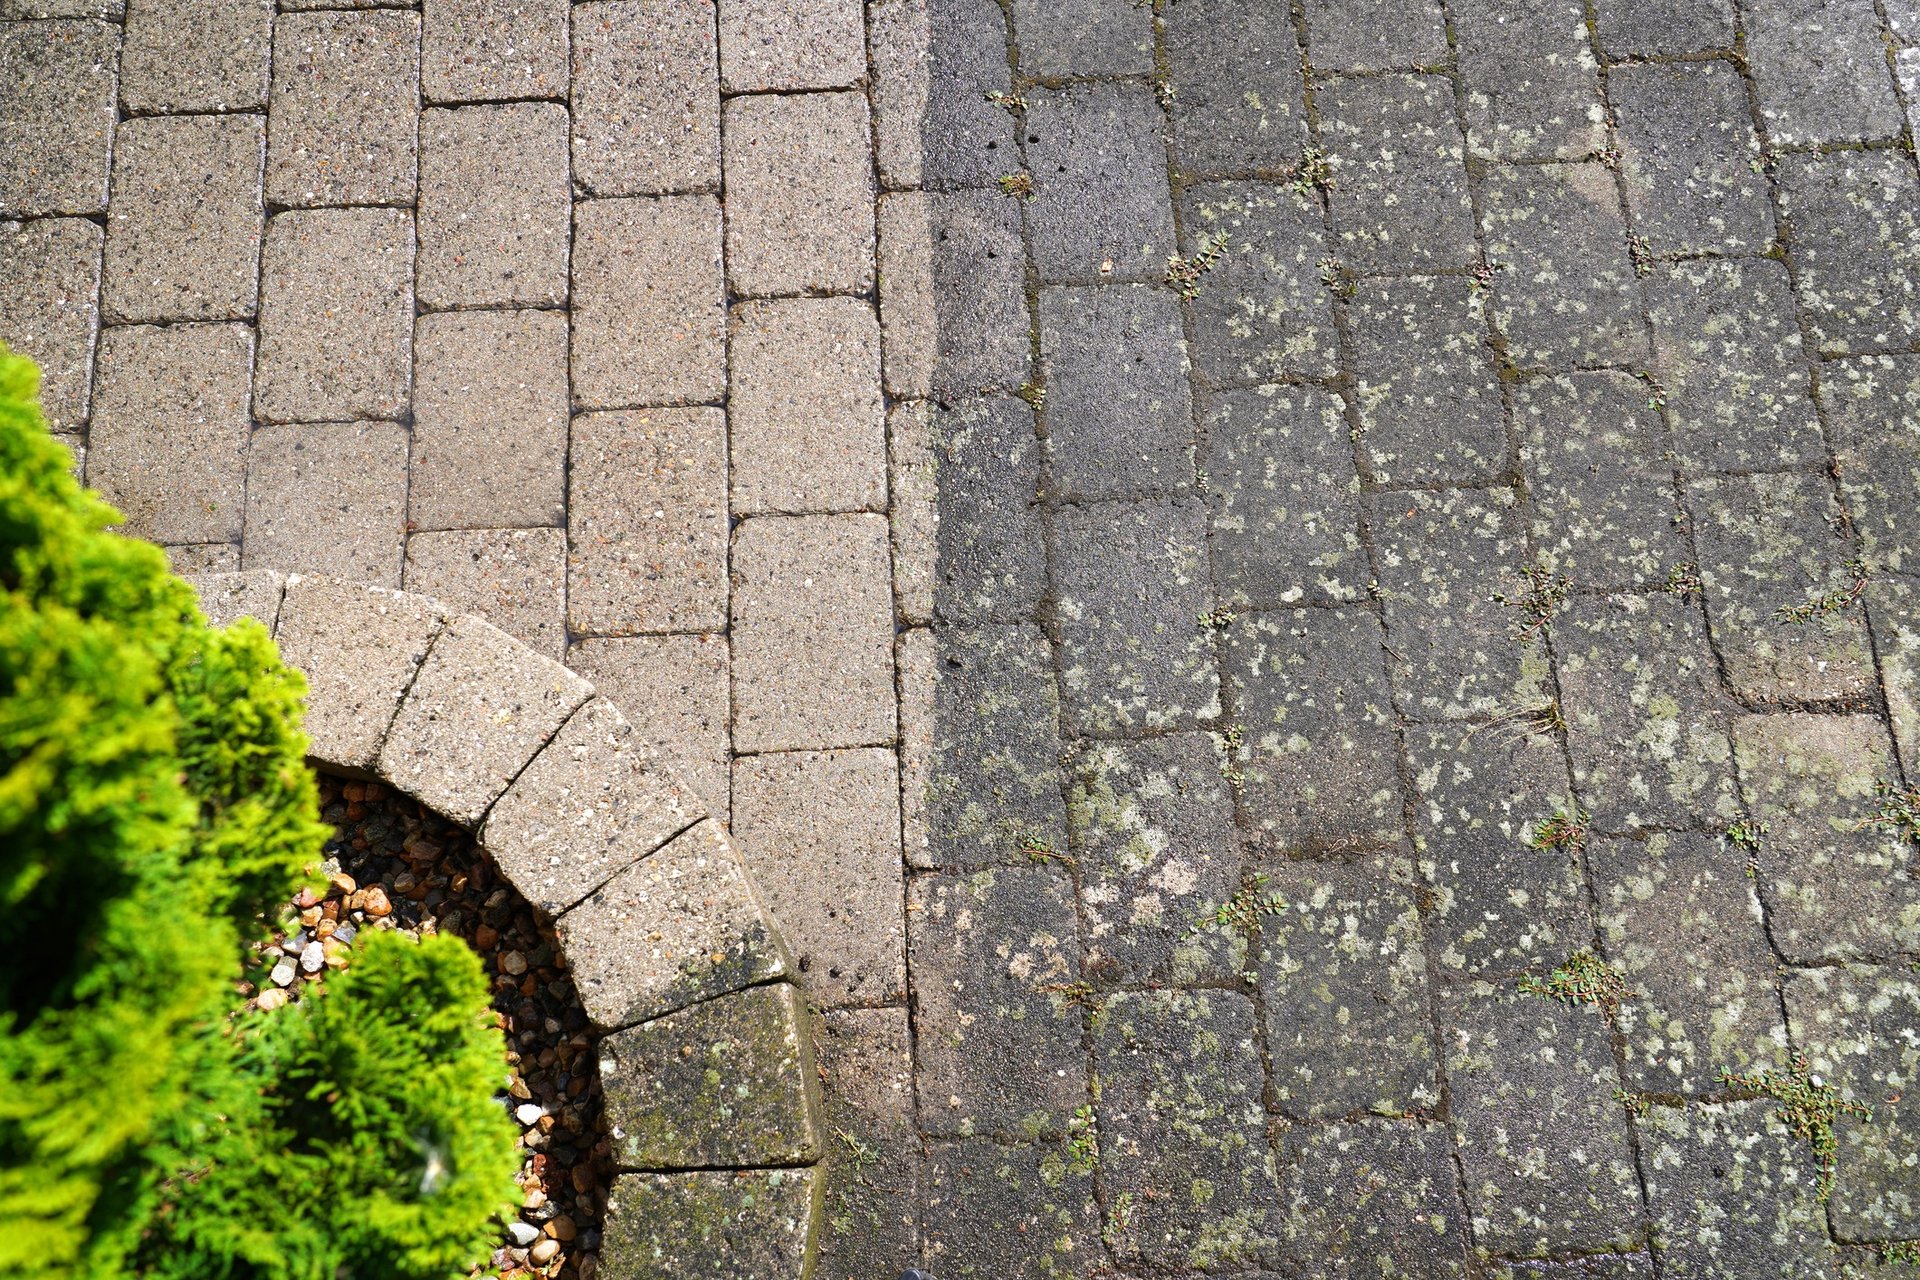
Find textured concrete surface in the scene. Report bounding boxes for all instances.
[10,0,1920,1273]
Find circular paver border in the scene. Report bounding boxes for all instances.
[189,570,824,1280]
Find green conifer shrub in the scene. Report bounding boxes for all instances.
[0,344,518,1278]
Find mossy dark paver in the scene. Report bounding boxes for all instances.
[599,1169,818,1280]
[600,981,819,1170]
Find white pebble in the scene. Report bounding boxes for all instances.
[515,1103,545,1126]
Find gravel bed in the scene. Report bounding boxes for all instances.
[246,773,611,1280]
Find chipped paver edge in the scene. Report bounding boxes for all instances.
[186,568,823,1280]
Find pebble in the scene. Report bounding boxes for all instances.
[270,959,297,987]
[548,1215,576,1242]
[334,922,358,945]
[500,951,527,976]
[515,1103,545,1126]
[529,1239,559,1266]
[300,940,325,973]
[281,931,308,956]
[362,886,392,917]
[506,1221,540,1248]
[256,988,289,1011]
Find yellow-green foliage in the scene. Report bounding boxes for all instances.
[0,345,515,1278]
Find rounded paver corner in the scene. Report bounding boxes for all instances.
[185,570,824,1280]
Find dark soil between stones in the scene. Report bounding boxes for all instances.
[248,773,612,1280]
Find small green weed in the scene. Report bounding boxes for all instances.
[1197,606,1239,628]
[1717,1054,1870,1202]
[1290,146,1335,196]
[1165,230,1230,300]
[1191,873,1286,937]
[1016,381,1047,411]
[1492,564,1572,645]
[1019,833,1076,868]
[1611,1087,1653,1117]
[1663,560,1702,599]
[1860,780,1920,846]
[1881,1241,1920,1267]
[997,172,1035,201]
[984,89,1026,112]
[1065,1104,1099,1174]
[1777,557,1869,624]
[1529,806,1590,856]
[1519,951,1636,1024]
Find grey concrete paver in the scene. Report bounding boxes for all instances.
[731,748,904,1008]
[1284,1122,1468,1277]
[1037,284,1192,503]
[1451,0,1606,162]
[243,421,409,585]
[254,207,414,424]
[1349,276,1504,488]
[728,296,885,514]
[568,634,731,824]
[1025,82,1176,285]
[876,190,1028,401]
[1300,0,1448,71]
[567,407,728,635]
[1165,0,1305,173]
[409,307,568,530]
[402,526,566,659]
[1320,72,1475,272]
[1776,150,1920,356]
[1592,0,1733,54]
[0,21,118,218]
[718,0,864,91]
[1181,180,1336,386]
[571,0,719,197]
[119,0,272,112]
[102,114,264,325]
[0,217,101,432]
[571,195,725,407]
[416,102,570,309]
[271,575,443,769]
[868,0,1012,192]
[421,0,566,102]
[730,513,895,752]
[265,10,419,208]
[722,92,874,297]
[87,322,251,545]
[1745,0,1905,144]
[1610,60,1773,256]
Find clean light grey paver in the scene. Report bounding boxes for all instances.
[567,408,728,635]
[732,748,905,1008]
[0,21,118,217]
[569,634,731,823]
[186,568,284,630]
[723,92,874,297]
[102,114,264,325]
[87,322,251,545]
[416,102,571,309]
[119,0,272,112]
[728,297,886,515]
[265,10,420,208]
[167,544,237,574]
[718,0,864,90]
[422,0,567,102]
[600,981,819,1169]
[0,0,120,15]
[558,817,790,1028]
[409,308,567,530]
[572,196,725,407]
[379,610,591,825]
[402,527,567,659]
[600,1169,816,1280]
[731,514,896,753]
[244,422,410,586]
[572,0,720,196]
[254,208,414,424]
[0,217,101,432]
[271,574,444,769]
[483,695,705,914]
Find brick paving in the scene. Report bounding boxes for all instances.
[5,0,1920,1276]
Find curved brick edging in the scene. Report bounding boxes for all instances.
[188,569,824,1280]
